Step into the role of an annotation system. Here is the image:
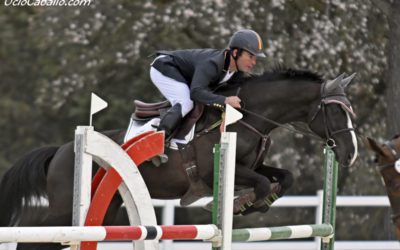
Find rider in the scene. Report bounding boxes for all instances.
[150,29,266,138]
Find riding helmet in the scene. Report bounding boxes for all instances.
[228,29,266,58]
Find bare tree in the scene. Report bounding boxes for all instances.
[375,0,400,136]
[386,0,400,136]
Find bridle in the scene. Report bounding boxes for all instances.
[308,80,356,147]
[308,96,356,148]
[238,93,356,149]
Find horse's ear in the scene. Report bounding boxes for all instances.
[341,73,356,88]
[364,137,385,156]
[324,73,345,92]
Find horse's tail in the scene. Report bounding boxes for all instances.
[0,146,59,226]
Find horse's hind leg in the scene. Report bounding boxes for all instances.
[103,193,123,225]
[241,165,294,215]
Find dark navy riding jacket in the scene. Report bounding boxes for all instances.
[151,49,236,106]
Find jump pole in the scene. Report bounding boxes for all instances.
[0,224,332,243]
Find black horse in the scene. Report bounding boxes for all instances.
[0,68,357,250]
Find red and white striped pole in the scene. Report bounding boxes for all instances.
[0,225,219,243]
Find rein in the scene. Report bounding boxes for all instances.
[196,85,355,170]
[198,93,355,160]
[238,107,322,141]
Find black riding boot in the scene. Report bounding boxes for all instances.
[150,104,183,166]
[158,103,183,140]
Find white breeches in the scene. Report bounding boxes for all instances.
[150,67,194,117]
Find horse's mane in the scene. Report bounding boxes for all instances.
[235,65,323,84]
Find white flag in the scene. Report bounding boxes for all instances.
[89,93,108,126]
[225,104,243,127]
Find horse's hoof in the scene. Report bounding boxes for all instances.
[233,205,250,216]
[239,190,281,215]
[233,192,256,215]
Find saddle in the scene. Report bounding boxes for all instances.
[132,100,171,119]
[132,99,205,140]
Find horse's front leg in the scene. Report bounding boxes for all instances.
[233,166,272,215]
[239,164,294,215]
[256,164,294,196]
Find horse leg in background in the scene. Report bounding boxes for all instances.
[233,166,272,215]
[240,165,294,215]
[17,213,71,250]
[17,242,65,250]
[103,193,124,225]
[17,197,72,250]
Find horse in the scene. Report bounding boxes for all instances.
[0,68,358,250]
[365,135,400,239]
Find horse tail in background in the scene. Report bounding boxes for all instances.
[0,146,59,226]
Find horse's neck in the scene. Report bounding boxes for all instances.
[242,80,320,125]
